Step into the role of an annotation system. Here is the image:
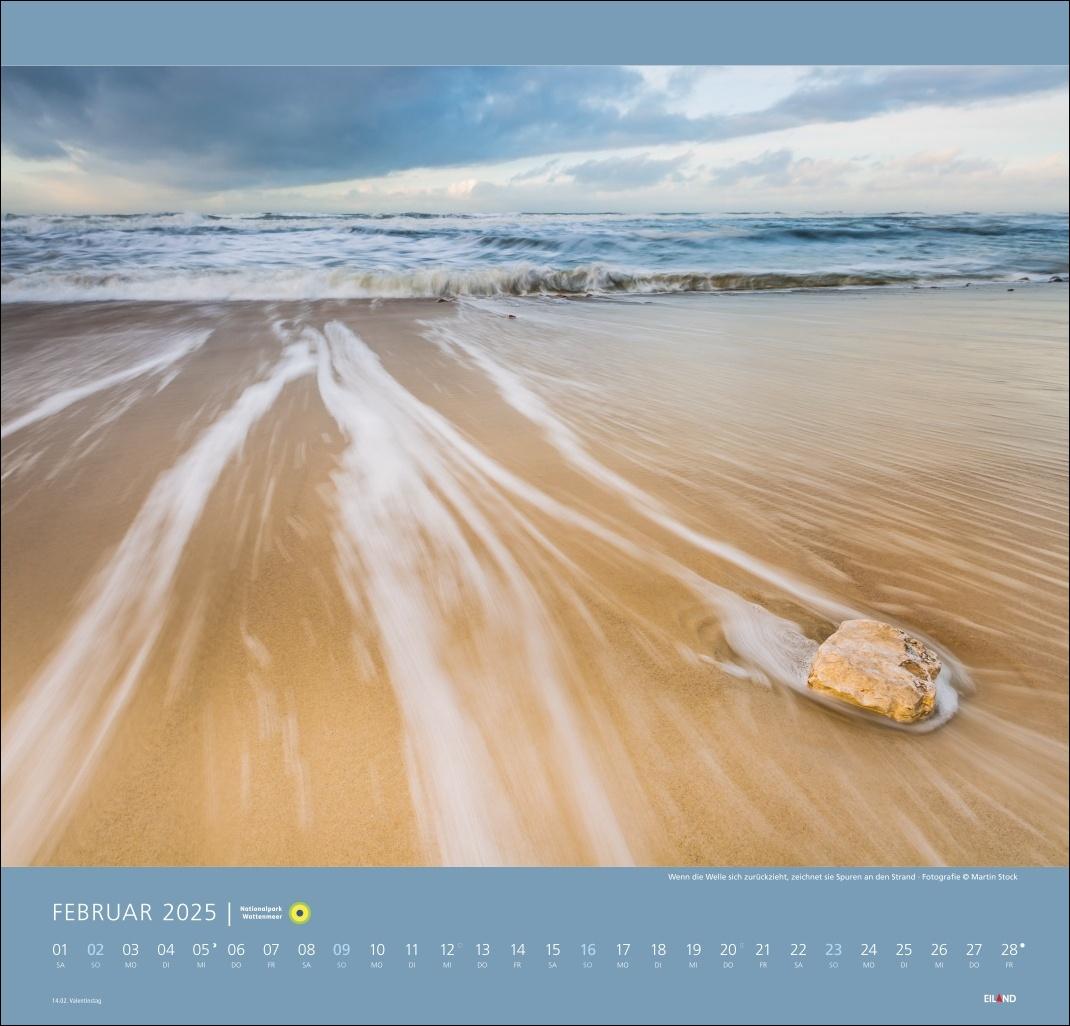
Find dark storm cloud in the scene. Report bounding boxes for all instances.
[1,66,701,189]
[2,65,1066,191]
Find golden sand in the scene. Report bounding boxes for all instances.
[1,287,1067,866]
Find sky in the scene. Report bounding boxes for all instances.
[1,65,1067,213]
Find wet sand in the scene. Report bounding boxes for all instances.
[1,285,1067,866]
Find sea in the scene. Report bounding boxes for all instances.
[1,210,1066,301]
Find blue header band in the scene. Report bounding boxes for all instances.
[2,1,1068,67]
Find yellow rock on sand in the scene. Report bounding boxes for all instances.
[807,619,940,723]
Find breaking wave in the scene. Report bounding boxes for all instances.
[2,211,1065,302]
[0,266,923,302]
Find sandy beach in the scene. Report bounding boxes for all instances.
[1,284,1067,867]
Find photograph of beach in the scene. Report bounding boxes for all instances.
[2,65,1067,868]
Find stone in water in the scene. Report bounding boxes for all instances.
[807,618,939,723]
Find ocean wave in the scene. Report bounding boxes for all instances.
[0,266,927,302]
[2,212,1065,301]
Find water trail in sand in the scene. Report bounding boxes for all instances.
[422,301,968,727]
[429,306,860,614]
[308,311,968,864]
[309,320,633,865]
[0,342,314,864]
[3,290,1059,868]
[1,329,211,440]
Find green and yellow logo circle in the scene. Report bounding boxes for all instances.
[288,901,311,925]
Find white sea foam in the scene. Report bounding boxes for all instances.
[310,319,633,865]
[0,267,918,303]
[1,329,211,439]
[0,342,314,865]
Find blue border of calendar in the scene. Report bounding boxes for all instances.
[2,866,1068,1025]
[2,1,1068,67]
[1,4,1067,1026]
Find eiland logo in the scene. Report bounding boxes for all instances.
[983,993,1017,1004]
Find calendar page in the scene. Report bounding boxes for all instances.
[1,3,1067,1024]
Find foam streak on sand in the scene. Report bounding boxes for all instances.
[0,329,211,440]
[310,320,632,865]
[0,341,314,865]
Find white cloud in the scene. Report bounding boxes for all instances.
[3,73,1066,213]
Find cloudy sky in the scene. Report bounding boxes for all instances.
[1,65,1067,213]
